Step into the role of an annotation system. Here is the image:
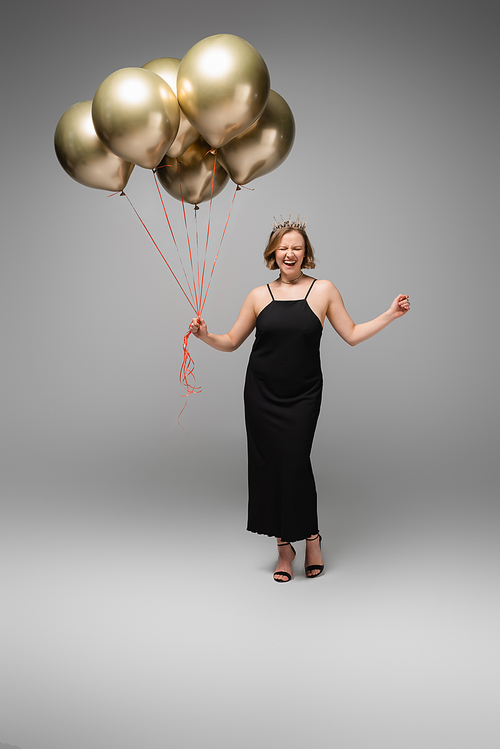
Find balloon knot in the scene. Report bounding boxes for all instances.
[236,185,242,191]
[194,204,200,211]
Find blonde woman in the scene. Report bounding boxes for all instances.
[190,220,410,582]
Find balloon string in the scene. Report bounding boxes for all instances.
[152,170,197,310]
[158,173,203,414]
[200,183,241,315]
[180,330,202,395]
[206,151,217,253]
[119,176,242,420]
[120,191,196,314]
[198,150,218,310]
[194,205,201,308]
[116,188,204,423]
[178,169,200,314]
[178,153,219,416]
[177,329,203,425]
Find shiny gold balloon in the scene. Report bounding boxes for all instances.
[92,67,180,169]
[177,34,270,149]
[142,57,199,158]
[156,139,229,205]
[54,101,134,191]
[218,90,295,185]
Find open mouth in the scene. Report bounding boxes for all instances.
[283,260,296,266]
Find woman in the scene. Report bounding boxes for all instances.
[189,218,410,582]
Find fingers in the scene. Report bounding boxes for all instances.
[398,294,410,312]
[189,317,204,334]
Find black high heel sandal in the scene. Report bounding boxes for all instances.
[305,533,324,578]
[274,541,296,583]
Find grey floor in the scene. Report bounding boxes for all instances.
[2,430,499,749]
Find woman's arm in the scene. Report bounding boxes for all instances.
[324,282,410,346]
[188,289,260,352]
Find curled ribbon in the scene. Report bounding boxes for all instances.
[116,157,241,424]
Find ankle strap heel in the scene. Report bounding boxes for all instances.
[305,533,324,578]
[274,541,296,583]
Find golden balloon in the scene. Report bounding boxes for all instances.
[177,34,270,149]
[54,101,134,191]
[218,90,295,185]
[156,139,229,205]
[142,57,199,159]
[92,67,180,169]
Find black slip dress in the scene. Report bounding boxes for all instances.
[244,278,323,542]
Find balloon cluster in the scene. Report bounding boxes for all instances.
[54,34,295,203]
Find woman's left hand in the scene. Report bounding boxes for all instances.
[390,294,410,318]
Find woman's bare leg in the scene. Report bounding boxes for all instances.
[274,538,296,582]
[304,533,324,577]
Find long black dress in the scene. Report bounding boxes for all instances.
[244,279,323,542]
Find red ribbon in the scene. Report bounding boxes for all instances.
[115,160,242,422]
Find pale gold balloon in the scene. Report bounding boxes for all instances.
[92,67,180,169]
[218,90,295,185]
[142,57,199,158]
[177,34,270,149]
[156,139,229,205]
[54,101,134,191]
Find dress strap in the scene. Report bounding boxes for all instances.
[267,283,275,301]
[304,278,317,300]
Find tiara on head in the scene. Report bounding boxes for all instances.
[271,213,306,232]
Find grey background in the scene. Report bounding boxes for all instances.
[1,1,499,748]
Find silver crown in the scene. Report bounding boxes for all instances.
[272,213,306,232]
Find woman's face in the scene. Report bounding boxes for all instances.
[274,230,306,278]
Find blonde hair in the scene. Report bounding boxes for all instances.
[263,227,316,270]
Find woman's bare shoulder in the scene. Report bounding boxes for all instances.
[246,283,272,301]
[313,279,340,296]
[243,283,273,317]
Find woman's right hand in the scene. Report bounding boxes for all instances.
[189,317,208,340]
